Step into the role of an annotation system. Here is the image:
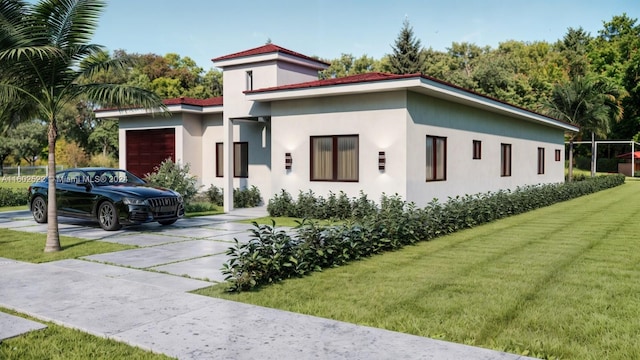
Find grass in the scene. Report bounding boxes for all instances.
[195,181,640,360]
[0,228,136,263]
[0,307,174,360]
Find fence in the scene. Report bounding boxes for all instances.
[1,165,64,176]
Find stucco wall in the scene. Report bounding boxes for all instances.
[200,115,272,202]
[406,92,566,207]
[270,91,408,202]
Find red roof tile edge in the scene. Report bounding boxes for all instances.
[246,72,575,128]
[94,96,223,113]
[212,43,330,66]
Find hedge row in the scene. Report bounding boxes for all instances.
[0,188,28,207]
[223,175,625,292]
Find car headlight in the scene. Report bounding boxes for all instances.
[176,194,183,203]
[123,197,147,206]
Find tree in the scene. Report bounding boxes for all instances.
[388,18,424,74]
[542,75,624,180]
[0,0,167,252]
[11,120,47,166]
[0,133,12,176]
[88,119,118,157]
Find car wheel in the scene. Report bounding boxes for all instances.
[98,201,121,231]
[31,196,47,224]
[158,219,177,226]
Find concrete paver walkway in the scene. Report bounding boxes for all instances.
[0,209,537,359]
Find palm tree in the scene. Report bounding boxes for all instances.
[542,75,624,181]
[0,0,167,252]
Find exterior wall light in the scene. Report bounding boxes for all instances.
[285,152,292,170]
[378,151,386,171]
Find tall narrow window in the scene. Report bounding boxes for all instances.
[234,142,249,178]
[538,147,545,174]
[216,142,249,178]
[473,140,482,159]
[501,143,512,177]
[426,135,447,181]
[310,135,358,181]
[215,143,224,177]
[555,149,561,162]
[246,71,253,91]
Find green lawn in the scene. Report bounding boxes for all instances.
[196,181,640,360]
[0,308,174,360]
[0,228,136,263]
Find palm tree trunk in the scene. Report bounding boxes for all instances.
[44,119,60,252]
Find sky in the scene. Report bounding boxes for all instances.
[91,0,640,71]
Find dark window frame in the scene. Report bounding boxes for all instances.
[426,135,447,182]
[501,143,512,177]
[310,135,359,182]
[473,140,482,159]
[555,149,561,162]
[538,147,545,174]
[246,71,253,91]
[215,141,249,178]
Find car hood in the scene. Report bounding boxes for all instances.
[97,184,179,198]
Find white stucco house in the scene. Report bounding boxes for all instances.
[96,44,578,211]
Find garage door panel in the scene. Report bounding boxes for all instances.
[126,128,175,177]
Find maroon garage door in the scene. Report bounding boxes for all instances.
[126,128,175,177]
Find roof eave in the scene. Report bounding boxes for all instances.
[213,52,328,70]
[245,77,578,132]
[95,104,223,118]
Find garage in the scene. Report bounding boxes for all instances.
[126,128,175,177]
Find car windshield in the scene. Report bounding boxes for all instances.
[88,170,145,186]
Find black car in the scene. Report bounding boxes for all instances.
[28,168,185,231]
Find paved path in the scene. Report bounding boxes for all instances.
[0,209,537,359]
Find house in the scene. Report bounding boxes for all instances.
[96,44,578,211]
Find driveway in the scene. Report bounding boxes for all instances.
[0,209,537,360]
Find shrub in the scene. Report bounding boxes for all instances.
[205,185,223,206]
[224,175,625,292]
[144,159,200,203]
[0,188,28,207]
[267,189,295,217]
[203,185,261,208]
[88,153,118,168]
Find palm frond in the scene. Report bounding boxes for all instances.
[32,0,105,48]
[74,83,170,115]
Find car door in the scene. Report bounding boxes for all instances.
[59,170,95,216]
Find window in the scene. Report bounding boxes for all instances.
[246,71,253,91]
[310,135,359,181]
[555,149,561,162]
[501,143,512,177]
[426,135,447,181]
[538,147,545,174]
[215,142,249,178]
[473,140,482,159]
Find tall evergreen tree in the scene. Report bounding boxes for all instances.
[388,18,424,74]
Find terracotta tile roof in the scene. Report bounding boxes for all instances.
[247,72,572,127]
[247,72,417,93]
[163,96,223,106]
[212,44,330,66]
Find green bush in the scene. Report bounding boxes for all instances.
[205,185,224,206]
[224,175,625,292]
[144,159,200,203]
[204,185,261,208]
[0,188,28,207]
